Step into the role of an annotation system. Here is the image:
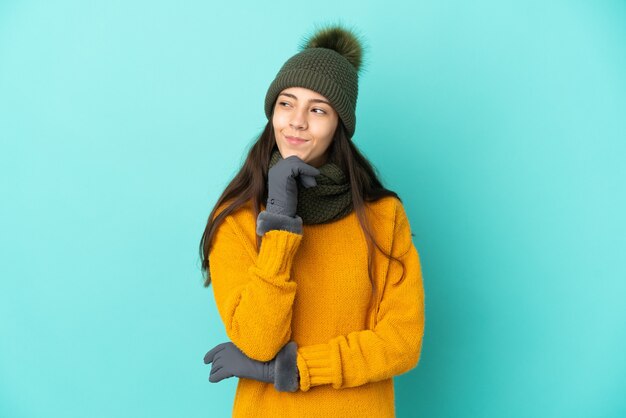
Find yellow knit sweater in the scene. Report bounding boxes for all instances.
[209,196,425,417]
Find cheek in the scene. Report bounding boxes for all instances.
[321,120,338,142]
[272,113,288,130]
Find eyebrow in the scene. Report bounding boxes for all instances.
[278,92,331,106]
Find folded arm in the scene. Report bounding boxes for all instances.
[209,210,304,361]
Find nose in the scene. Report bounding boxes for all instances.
[289,107,308,131]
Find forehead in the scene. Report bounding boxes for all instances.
[280,87,328,101]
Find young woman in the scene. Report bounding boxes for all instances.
[199,24,425,418]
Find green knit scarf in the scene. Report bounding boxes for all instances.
[268,148,353,224]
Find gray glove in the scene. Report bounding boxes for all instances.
[204,341,299,392]
[266,155,320,218]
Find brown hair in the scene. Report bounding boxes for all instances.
[199,117,410,300]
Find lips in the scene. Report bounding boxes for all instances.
[285,135,308,145]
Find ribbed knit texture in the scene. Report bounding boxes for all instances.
[265,47,359,138]
[209,196,425,418]
[268,148,353,224]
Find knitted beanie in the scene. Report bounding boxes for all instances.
[264,24,365,139]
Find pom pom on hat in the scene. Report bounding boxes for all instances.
[298,25,364,73]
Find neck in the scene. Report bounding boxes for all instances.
[307,152,328,168]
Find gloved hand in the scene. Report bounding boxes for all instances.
[204,341,299,392]
[266,155,320,218]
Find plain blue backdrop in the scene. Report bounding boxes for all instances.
[1,1,625,417]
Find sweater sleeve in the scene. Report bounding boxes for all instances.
[209,213,303,362]
[295,200,425,391]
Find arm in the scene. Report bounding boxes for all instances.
[209,210,304,362]
[295,200,425,391]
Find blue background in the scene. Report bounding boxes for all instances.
[1,1,625,417]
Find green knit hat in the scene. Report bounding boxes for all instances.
[264,24,365,139]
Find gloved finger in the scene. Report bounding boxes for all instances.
[295,163,321,178]
[210,365,222,377]
[299,174,318,188]
[209,366,234,383]
[204,343,227,364]
[283,157,319,176]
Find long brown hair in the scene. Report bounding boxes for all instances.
[199,117,410,298]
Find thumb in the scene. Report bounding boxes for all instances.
[209,366,234,383]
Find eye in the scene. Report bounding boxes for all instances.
[312,108,326,114]
[278,101,291,107]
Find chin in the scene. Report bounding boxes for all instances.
[280,149,306,161]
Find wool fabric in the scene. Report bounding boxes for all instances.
[208,195,425,417]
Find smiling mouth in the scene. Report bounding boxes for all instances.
[285,136,308,141]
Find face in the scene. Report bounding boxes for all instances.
[272,87,339,168]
